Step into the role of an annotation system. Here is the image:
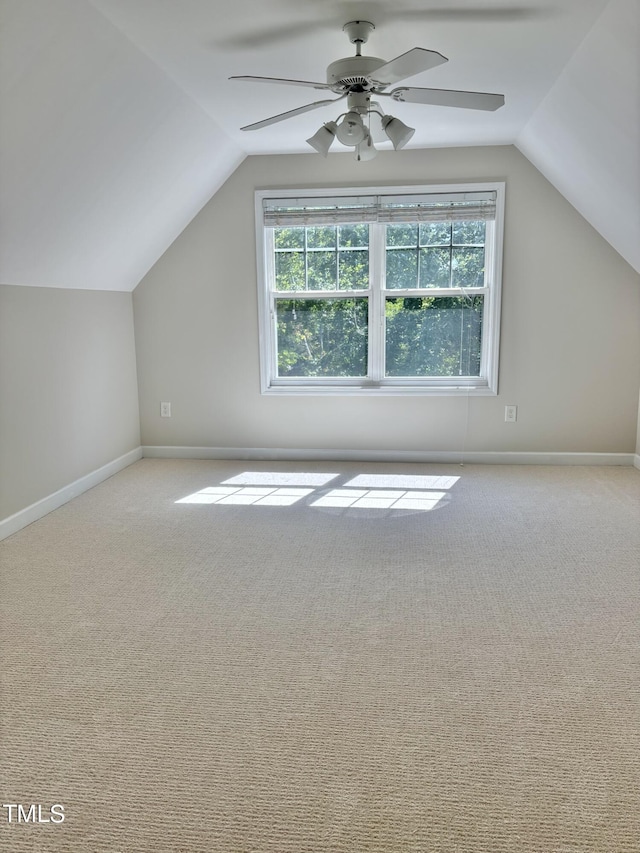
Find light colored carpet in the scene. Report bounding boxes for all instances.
[1,459,639,852]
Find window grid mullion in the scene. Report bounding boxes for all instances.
[265,229,279,382]
[449,239,454,288]
[479,220,493,376]
[368,222,383,382]
[381,287,487,298]
[304,228,309,290]
[272,290,368,299]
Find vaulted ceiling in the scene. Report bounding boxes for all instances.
[0,0,637,291]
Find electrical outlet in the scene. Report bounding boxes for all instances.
[505,405,517,423]
[160,402,171,418]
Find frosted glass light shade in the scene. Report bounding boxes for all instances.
[306,122,338,157]
[355,132,377,161]
[335,112,366,146]
[382,115,415,150]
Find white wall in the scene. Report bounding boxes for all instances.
[0,0,243,291]
[133,146,640,456]
[517,0,640,274]
[637,390,640,459]
[0,286,140,519]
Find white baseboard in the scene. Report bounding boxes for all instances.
[142,446,635,467]
[3,446,634,542]
[0,447,143,542]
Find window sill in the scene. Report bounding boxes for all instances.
[262,383,497,397]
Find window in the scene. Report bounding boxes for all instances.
[255,183,504,395]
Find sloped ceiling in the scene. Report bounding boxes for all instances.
[0,0,637,292]
[517,0,639,274]
[0,0,244,291]
[89,0,608,154]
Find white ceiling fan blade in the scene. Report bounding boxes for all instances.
[240,97,344,131]
[230,75,333,91]
[218,20,332,49]
[394,6,548,23]
[370,48,448,87]
[216,6,549,51]
[389,86,505,111]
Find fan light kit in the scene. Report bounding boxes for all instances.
[230,21,505,160]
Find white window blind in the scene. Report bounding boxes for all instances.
[263,191,497,226]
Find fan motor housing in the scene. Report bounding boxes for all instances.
[327,56,386,89]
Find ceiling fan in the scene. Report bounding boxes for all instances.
[230,20,505,159]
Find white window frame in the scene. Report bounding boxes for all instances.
[255,182,505,396]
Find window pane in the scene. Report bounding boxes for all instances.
[306,226,336,249]
[307,251,337,290]
[419,222,451,246]
[339,224,369,248]
[452,247,485,287]
[274,227,304,250]
[339,250,369,290]
[452,221,485,245]
[276,299,368,377]
[386,223,418,247]
[386,249,418,289]
[275,251,305,291]
[385,296,483,377]
[419,247,451,288]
